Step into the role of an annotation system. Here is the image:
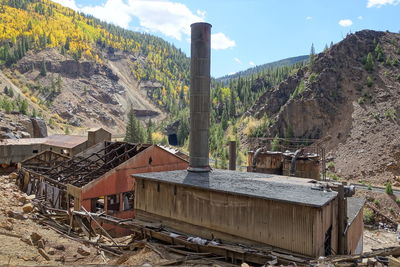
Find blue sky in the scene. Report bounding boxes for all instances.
[54,0,400,77]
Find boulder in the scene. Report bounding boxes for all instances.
[47,248,56,255]
[7,210,27,220]
[77,246,90,256]
[22,203,34,213]
[9,172,18,180]
[30,232,42,244]
[54,244,65,251]
[30,118,48,138]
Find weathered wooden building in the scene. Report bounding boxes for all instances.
[0,128,111,167]
[248,150,320,180]
[133,170,364,258]
[19,142,188,235]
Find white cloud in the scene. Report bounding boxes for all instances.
[52,0,235,50]
[249,61,255,66]
[338,19,353,27]
[233,57,241,64]
[367,0,400,7]
[306,16,313,20]
[52,0,79,10]
[81,0,132,28]
[211,32,236,50]
[358,16,363,20]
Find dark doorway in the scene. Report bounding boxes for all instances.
[324,226,332,256]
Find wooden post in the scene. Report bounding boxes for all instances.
[337,183,348,255]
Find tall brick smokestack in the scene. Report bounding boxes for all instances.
[188,22,212,172]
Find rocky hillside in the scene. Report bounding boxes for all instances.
[0,0,190,135]
[247,30,400,185]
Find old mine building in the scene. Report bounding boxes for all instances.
[0,128,111,169]
[133,22,364,258]
[18,141,188,235]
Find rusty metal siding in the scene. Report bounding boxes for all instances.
[247,151,283,174]
[135,179,322,257]
[282,158,320,180]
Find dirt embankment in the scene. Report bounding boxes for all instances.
[247,30,400,185]
[0,174,163,265]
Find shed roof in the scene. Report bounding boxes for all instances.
[0,135,87,148]
[133,169,338,207]
[44,135,87,148]
[347,197,365,224]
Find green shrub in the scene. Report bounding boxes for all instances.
[364,208,375,224]
[373,199,380,206]
[384,108,397,120]
[291,80,305,98]
[396,198,400,204]
[366,76,373,87]
[357,97,366,105]
[327,161,335,169]
[385,182,394,194]
[309,73,317,83]
[367,184,372,190]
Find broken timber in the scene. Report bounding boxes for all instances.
[72,210,309,266]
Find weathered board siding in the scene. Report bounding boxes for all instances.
[313,198,339,256]
[347,209,364,254]
[135,178,336,257]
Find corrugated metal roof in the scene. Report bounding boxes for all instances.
[347,197,365,224]
[133,169,338,207]
[44,135,87,148]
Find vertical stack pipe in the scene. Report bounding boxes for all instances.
[188,22,212,172]
[228,141,236,170]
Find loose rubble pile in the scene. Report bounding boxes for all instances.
[0,174,164,266]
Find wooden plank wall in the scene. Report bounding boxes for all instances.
[135,178,324,257]
[346,208,364,254]
[312,198,338,256]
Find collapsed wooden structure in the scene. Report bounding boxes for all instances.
[18,141,188,235]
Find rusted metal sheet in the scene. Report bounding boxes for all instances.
[282,156,320,180]
[248,151,283,174]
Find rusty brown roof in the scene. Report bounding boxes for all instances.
[44,135,87,148]
[0,135,87,148]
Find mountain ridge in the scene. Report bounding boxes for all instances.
[217,55,309,83]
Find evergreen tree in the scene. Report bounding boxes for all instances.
[365,52,374,71]
[40,60,47,76]
[309,43,316,65]
[18,99,28,115]
[124,108,145,143]
[146,119,153,144]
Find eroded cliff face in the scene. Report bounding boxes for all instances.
[8,48,165,134]
[248,30,400,184]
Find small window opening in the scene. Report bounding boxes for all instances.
[148,157,153,165]
[32,150,38,154]
[157,183,160,192]
[106,194,120,215]
[91,197,104,213]
[122,192,134,211]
